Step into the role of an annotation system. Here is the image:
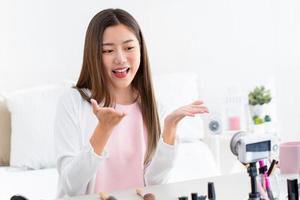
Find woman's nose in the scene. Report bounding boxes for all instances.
[114,50,127,65]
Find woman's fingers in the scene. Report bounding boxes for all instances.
[189,104,209,111]
[178,100,209,113]
[116,111,127,118]
[182,105,209,114]
[91,99,99,114]
[190,100,209,112]
[181,110,195,117]
[191,100,203,105]
[91,99,126,118]
[164,100,209,130]
[90,100,127,131]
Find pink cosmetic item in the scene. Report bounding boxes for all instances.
[279,141,300,174]
[229,116,240,130]
[259,160,268,189]
[265,174,274,200]
[257,179,270,200]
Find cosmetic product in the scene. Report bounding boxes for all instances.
[256,178,269,200]
[225,86,245,131]
[100,192,108,200]
[191,192,198,200]
[259,160,268,189]
[99,192,117,200]
[198,195,207,200]
[208,182,216,200]
[107,197,117,200]
[267,159,278,177]
[257,180,269,200]
[178,197,188,200]
[265,174,274,200]
[279,141,300,174]
[229,116,241,130]
[136,188,156,200]
[287,179,299,200]
[10,195,28,200]
[143,193,156,200]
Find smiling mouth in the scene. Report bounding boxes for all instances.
[112,67,130,78]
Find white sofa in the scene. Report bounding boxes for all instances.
[0,73,219,200]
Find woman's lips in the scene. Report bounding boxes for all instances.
[112,67,130,78]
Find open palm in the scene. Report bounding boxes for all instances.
[91,99,126,131]
[162,100,209,144]
[164,100,209,126]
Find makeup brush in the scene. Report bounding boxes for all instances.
[99,192,108,200]
[99,192,117,200]
[265,175,274,200]
[136,188,156,200]
[267,159,278,177]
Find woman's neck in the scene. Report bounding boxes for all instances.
[111,86,138,105]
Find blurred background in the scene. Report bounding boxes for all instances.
[0,0,299,143]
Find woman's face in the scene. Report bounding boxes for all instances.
[102,24,141,91]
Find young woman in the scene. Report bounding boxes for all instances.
[54,8,208,197]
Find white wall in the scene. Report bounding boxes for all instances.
[0,0,299,141]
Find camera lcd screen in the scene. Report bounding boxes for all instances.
[246,141,271,152]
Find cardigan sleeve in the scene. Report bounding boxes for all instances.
[144,138,179,186]
[54,90,107,197]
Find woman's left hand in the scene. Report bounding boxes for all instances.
[162,100,209,145]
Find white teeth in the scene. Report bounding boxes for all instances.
[113,68,128,73]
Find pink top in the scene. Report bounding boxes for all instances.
[94,102,148,193]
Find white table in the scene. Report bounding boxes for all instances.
[57,171,292,200]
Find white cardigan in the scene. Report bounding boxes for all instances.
[54,89,178,197]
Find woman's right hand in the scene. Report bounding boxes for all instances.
[90,99,126,155]
[91,99,126,133]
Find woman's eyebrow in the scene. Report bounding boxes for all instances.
[123,39,134,44]
[102,42,114,46]
[102,39,135,46]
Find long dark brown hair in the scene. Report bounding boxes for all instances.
[75,8,161,166]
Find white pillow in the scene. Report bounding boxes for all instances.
[5,85,69,169]
[153,73,204,141]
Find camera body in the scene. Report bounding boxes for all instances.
[230,131,278,164]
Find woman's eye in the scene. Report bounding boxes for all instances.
[126,46,135,51]
[102,49,113,53]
